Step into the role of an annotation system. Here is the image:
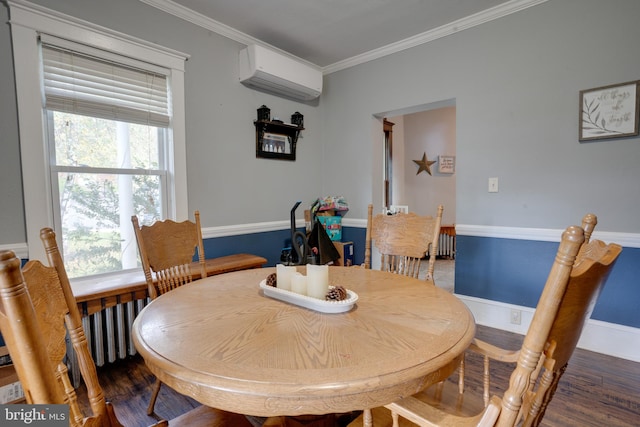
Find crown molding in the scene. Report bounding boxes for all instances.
[323,0,548,74]
[9,0,190,65]
[137,0,319,69]
[139,0,254,47]
[139,0,548,74]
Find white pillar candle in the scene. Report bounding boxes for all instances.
[276,264,296,291]
[306,264,329,299]
[290,272,307,295]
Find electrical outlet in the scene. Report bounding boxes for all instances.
[510,309,521,325]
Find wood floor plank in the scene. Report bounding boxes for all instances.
[77,325,640,426]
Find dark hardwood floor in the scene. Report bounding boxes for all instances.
[77,325,640,426]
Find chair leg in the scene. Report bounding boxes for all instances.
[458,353,465,394]
[147,379,163,415]
[391,411,399,427]
[483,356,490,407]
[363,409,373,427]
[433,381,444,402]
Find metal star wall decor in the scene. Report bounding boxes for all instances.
[413,152,437,175]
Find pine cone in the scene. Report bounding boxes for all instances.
[266,273,277,287]
[326,285,347,301]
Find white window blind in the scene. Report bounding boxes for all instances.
[41,43,170,127]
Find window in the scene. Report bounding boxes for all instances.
[48,111,166,277]
[42,41,169,278]
[10,2,189,278]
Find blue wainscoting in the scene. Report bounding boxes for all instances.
[455,235,640,329]
[202,226,369,268]
[340,226,367,265]
[203,228,293,266]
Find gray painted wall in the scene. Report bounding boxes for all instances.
[322,0,640,231]
[1,0,640,248]
[0,0,325,243]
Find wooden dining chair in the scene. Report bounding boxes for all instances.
[350,224,621,427]
[454,212,599,404]
[132,211,208,415]
[0,228,253,427]
[364,204,444,282]
[0,229,152,427]
[132,211,207,301]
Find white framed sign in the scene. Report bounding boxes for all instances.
[438,156,455,174]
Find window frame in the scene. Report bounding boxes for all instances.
[9,1,189,267]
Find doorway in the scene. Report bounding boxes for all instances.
[379,100,456,222]
[375,99,456,289]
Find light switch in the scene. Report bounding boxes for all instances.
[488,177,499,193]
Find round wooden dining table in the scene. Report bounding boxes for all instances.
[132,266,475,418]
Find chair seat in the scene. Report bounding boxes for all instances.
[347,380,488,427]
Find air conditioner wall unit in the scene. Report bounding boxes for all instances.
[239,44,322,101]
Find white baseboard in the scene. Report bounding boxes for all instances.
[457,294,640,363]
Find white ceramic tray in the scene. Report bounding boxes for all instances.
[259,280,358,313]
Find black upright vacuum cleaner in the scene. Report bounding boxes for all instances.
[289,201,311,265]
[281,201,340,266]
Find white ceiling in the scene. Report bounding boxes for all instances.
[142,0,545,72]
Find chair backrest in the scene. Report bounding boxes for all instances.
[0,228,124,427]
[577,212,597,262]
[581,213,597,243]
[364,204,443,281]
[132,211,206,299]
[498,226,621,427]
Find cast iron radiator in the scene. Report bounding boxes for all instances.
[437,226,456,259]
[66,298,149,387]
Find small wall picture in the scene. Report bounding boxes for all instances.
[262,133,291,154]
[579,80,640,141]
[438,156,455,173]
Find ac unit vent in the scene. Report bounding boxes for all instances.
[239,45,322,101]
